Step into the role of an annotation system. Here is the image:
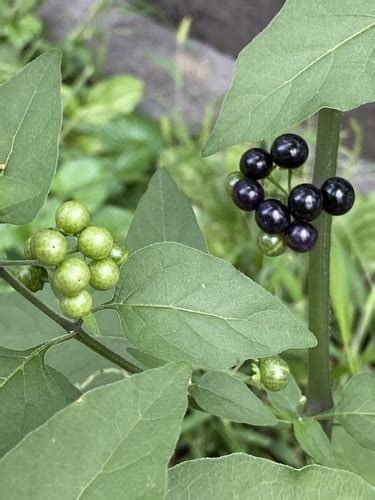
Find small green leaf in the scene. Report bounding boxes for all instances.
[0,50,62,224]
[333,371,375,451]
[203,0,375,155]
[267,374,302,419]
[106,242,316,369]
[126,169,207,253]
[190,371,277,426]
[82,312,100,336]
[0,343,80,457]
[167,453,375,499]
[293,418,336,467]
[0,363,191,500]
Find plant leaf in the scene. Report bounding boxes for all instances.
[267,374,302,419]
[126,169,207,253]
[0,363,191,500]
[0,50,62,223]
[190,370,277,426]
[293,418,336,467]
[167,453,375,499]
[203,0,375,155]
[106,242,316,369]
[333,371,375,451]
[0,176,37,215]
[0,343,80,457]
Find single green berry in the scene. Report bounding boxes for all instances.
[60,290,93,319]
[31,229,68,266]
[110,243,128,267]
[24,236,36,259]
[257,232,286,257]
[53,258,90,296]
[225,172,244,196]
[78,226,113,260]
[55,200,90,235]
[89,258,119,291]
[15,265,47,292]
[260,356,290,392]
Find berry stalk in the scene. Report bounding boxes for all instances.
[307,108,341,428]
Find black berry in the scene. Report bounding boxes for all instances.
[285,222,318,252]
[255,199,290,234]
[271,133,309,169]
[232,178,264,211]
[240,148,273,179]
[288,183,323,222]
[321,177,355,216]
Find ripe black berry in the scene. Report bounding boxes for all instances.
[271,133,309,169]
[288,183,323,222]
[232,178,264,211]
[285,222,318,252]
[321,177,355,216]
[255,199,290,234]
[240,148,273,179]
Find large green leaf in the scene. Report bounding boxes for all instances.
[333,371,375,451]
[190,370,277,426]
[167,453,375,499]
[203,0,375,155]
[106,242,316,369]
[126,169,207,253]
[293,418,336,467]
[267,374,302,419]
[0,343,80,457]
[0,363,191,500]
[0,176,36,215]
[0,50,62,223]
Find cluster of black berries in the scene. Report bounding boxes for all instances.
[227,133,355,256]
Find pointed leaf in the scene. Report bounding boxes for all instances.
[0,50,62,224]
[267,374,302,419]
[293,418,336,467]
[126,169,207,253]
[167,453,375,499]
[107,242,316,369]
[203,0,375,155]
[190,370,277,426]
[0,363,191,500]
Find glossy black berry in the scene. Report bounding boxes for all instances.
[240,148,273,179]
[271,133,309,169]
[285,222,318,253]
[288,183,323,222]
[321,177,355,216]
[231,178,264,211]
[255,199,290,234]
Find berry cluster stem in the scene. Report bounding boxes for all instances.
[307,108,341,428]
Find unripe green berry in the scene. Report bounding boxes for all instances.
[60,290,93,319]
[55,200,90,235]
[31,229,68,266]
[78,226,113,260]
[24,236,35,259]
[225,172,244,196]
[89,258,119,291]
[15,265,47,292]
[110,243,128,267]
[53,258,90,296]
[260,356,290,392]
[257,232,286,257]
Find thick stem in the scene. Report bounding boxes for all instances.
[307,108,341,420]
[0,266,140,374]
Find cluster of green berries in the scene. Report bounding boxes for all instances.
[15,201,128,319]
[226,133,356,255]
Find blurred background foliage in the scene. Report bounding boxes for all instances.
[0,0,374,474]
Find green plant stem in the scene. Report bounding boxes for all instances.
[307,108,341,426]
[266,175,288,197]
[0,266,141,374]
[0,260,39,266]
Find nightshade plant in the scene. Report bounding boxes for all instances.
[0,1,374,499]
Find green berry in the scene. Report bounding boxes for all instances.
[31,229,68,266]
[60,290,93,319]
[260,356,290,392]
[55,200,90,235]
[15,265,47,292]
[78,226,113,260]
[24,236,35,259]
[89,258,119,291]
[53,258,90,296]
[110,243,128,267]
[225,172,244,196]
[257,232,286,257]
